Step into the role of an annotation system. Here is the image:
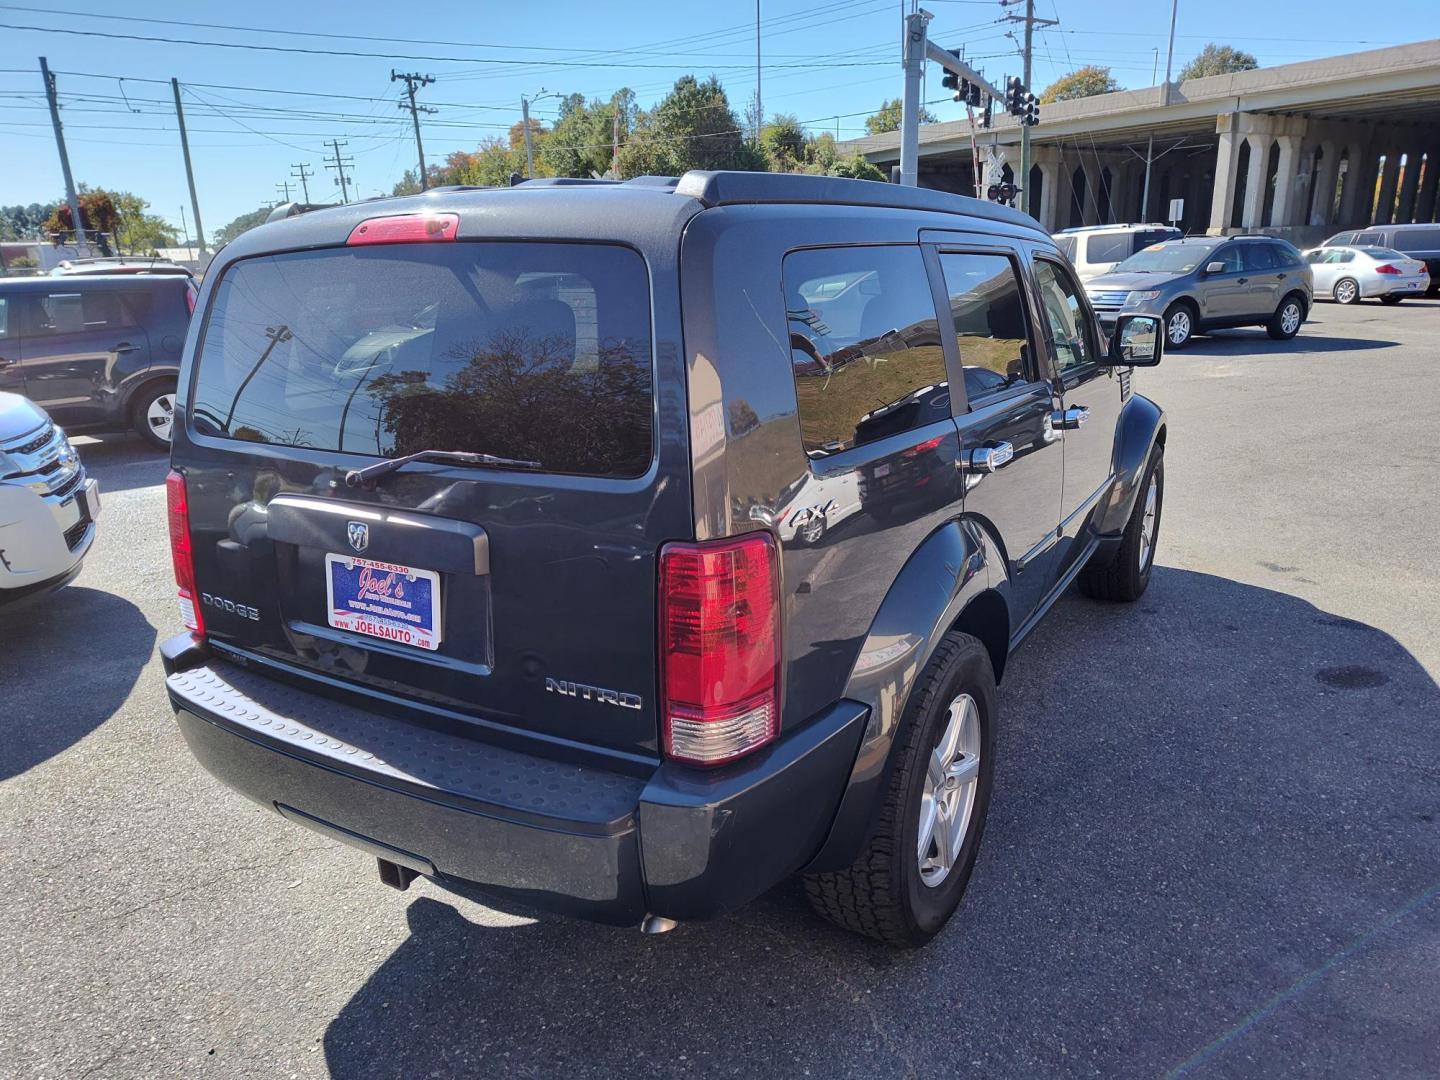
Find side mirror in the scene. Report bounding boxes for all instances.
[1204,261,1226,274]
[1109,313,1163,367]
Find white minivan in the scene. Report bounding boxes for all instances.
[1053,224,1182,282]
[0,392,100,603]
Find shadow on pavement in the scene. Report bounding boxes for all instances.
[72,433,169,495]
[1184,332,1398,354]
[0,586,156,780]
[322,568,1440,1079]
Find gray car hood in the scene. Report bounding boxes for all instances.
[0,392,51,443]
[1085,270,1188,291]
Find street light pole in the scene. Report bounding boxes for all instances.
[1141,0,1180,221]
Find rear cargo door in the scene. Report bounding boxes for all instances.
[183,239,688,757]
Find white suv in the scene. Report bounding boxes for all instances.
[1053,224,1182,282]
[0,392,100,603]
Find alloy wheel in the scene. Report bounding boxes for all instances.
[1280,302,1302,335]
[1167,310,1191,345]
[147,393,175,444]
[1138,474,1159,571]
[917,692,982,888]
[1334,279,1357,304]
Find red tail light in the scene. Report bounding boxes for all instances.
[347,213,459,246]
[902,434,946,458]
[1374,263,1402,275]
[166,469,205,636]
[184,281,197,314]
[659,533,780,766]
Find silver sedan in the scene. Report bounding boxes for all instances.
[1302,245,1430,305]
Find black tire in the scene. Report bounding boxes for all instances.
[1078,447,1164,603]
[1379,294,1402,306]
[804,632,996,948]
[1333,277,1360,305]
[1267,294,1305,340]
[130,379,177,450]
[1162,302,1194,350]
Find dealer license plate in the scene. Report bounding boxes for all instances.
[325,554,441,651]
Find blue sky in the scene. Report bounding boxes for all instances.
[2,0,1437,236]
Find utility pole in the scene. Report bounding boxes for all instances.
[324,139,354,204]
[39,57,85,247]
[391,70,435,190]
[276,180,293,202]
[1002,0,1057,213]
[179,205,191,249]
[521,95,537,178]
[754,0,762,139]
[290,162,313,203]
[899,8,931,187]
[1141,0,1180,221]
[171,78,207,254]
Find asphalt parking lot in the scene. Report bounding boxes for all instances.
[2,298,1438,1079]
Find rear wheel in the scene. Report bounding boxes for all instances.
[1333,278,1359,305]
[798,512,827,546]
[804,632,996,948]
[1267,295,1304,340]
[1162,303,1194,349]
[1078,447,1164,603]
[131,380,177,450]
[1379,294,1403,306]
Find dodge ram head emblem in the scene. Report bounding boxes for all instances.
[347,521,370,553]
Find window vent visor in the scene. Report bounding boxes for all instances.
[346,213,459,246]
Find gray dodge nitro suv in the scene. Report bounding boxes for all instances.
[161,172,1167,947]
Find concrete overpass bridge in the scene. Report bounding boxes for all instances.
[841,40,1440,244]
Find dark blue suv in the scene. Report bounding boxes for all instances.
[161,173,1167,947]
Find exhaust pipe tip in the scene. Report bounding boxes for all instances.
[640,914,679,935]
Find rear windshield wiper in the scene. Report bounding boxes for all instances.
[344,449,542,488]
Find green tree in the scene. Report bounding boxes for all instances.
[43,189,122,253]
[214,206,274,247]
[616,75,766,179]
[0,202,59,241]
[111,192,178,255]
[759,113,806,171]
[433,141,523,188]
[1178,44,1260,81]
[392,170,424,196]
[1039,65,1122,104]
[864,98,937,136]
[542,89,637,179]
[828,154,886,182]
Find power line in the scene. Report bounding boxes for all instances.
[324,139,354,204]
[291,162,313,202]
[392,71,435,190]
[0,19,894,68]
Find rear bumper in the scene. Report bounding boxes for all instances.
[162,636,868,925]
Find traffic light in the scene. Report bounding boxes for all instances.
[1005,76,1024,117]
[941,49,961,99]
[967,81,983,107]
[1023,91,1040,127]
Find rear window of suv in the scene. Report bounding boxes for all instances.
[190,241,653,478]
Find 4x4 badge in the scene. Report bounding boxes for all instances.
[347,521,369,553]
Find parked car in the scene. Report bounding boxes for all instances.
[1303,245,1430,305]
[775,463,862,545]
[50,257,193,277]
[1051,223,1182,281]
[1085,235,1312,349]
[0,273,194,448]
[160,172,1167,948]
[0,391,99,603]
[1321,223,1440,296]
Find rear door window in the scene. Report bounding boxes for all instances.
[935,251,1033,403]
[1394,227,1440,251]
[190,242,654,478]
[1240,244,1277,271]
[1085,233,1131,265]
[1354,230,1384,246]
[784,246,947,456]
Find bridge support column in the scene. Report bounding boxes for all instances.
[1396,148,1423,223]
[1269,135,1303,227]
[1374,146,1404,225]
[1310,141,1341,226]
[1417,152,1439,223]
[1208,122,1243,234]
[1240,133,1273,229]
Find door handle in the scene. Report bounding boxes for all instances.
[0,356,11,369]
[113,342,139,353]
[1051,406,1090,430]
[1236,277,1249,284]
[964,441,1014,473]
[1275,273,1286,279]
